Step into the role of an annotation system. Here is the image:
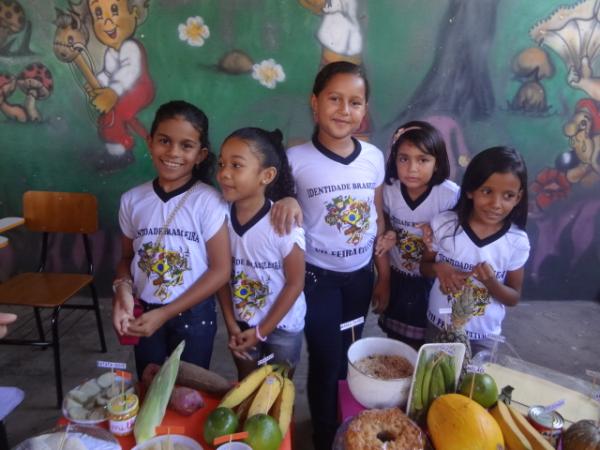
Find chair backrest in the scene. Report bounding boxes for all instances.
[23,191,98,234]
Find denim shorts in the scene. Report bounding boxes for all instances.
[237,321,303,368]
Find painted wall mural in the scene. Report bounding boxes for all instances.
[1,0,599,301]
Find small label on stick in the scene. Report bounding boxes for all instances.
[438,307,452,315]
[340,316,365,331]
[487,334,506,343]
[258,353,274,366]
[466,364,485,374]
[97,360,127,370]
[542,399,565,414]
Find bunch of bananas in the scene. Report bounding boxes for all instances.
[411,351,456,420]
[219,364,295,436]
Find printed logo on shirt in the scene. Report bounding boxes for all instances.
[232,271,271,321]
[396,229,425,272]
[137,241,191,302]
[324,195,371,245]
[443,278,490,317]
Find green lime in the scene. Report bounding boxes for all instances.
[243,414,283,450]
[458,373,499,409]
[203,407,238,445]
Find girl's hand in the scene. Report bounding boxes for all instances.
[229,327,260,353]
[271,197,303,235]
[228,331,253,360]
[127,308,168,337]
[374,230,396,257]
[472,262,496,284]
[112,293,135,336]
[416,223,433,252]
[371,279,390,314]
[435,262,471,295]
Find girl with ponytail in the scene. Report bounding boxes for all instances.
[216,127,306,378]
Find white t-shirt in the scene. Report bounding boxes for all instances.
[384,179,459,276]
[287,136,385,272]
[97,40,142,96]
[228,201,306,332]
[426,211,530,339]
[119,179,228,305]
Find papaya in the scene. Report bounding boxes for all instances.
[427,393,505,450]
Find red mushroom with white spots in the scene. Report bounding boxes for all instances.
[0,0,26,48]
[17,63,53,122]
[0,72,26,122]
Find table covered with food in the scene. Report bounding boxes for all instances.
[14,341,293,450]
[335,335,600,450]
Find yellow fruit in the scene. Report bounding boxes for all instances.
[220,365,273,409]
[490,401,532,450]
[270,377,295,436]
[248,372,283,417]
[427,393,505,450]
[506,403,554,450]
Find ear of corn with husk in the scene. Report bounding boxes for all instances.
[134,340,185,443]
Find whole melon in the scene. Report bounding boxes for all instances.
[427,393,505,450]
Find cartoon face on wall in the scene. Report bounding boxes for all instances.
[88,0,138,50]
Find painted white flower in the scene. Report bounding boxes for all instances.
[252,59,286,89]
[178,16,210,47]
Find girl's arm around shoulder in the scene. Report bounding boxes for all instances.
[271,197,303,236]
[127,219,232,337]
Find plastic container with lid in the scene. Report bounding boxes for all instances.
[107,393,139,437]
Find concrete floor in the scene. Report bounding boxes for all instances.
[1,299,599,449]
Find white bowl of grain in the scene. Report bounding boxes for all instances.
[347,337,418,409]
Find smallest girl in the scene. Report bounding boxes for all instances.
[421,147,530,354]
[217,128,306,379]
[377,121,459,349]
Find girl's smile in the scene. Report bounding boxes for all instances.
[311,73,367,153]
[148,116,207,192]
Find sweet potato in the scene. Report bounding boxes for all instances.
[168,386,205,416]
[176,360,232,395]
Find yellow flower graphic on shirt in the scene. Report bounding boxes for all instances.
[137,241,190,302]
[232,271,270,321]
[324,195,371,245]
[396,229,425,272]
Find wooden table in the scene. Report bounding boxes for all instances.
[60,389,292,449]
[0,217,24,249]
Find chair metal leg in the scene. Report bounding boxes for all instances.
[89,282,107,353]
[0,420,8,450]
[34,307,45,342]
[51,306,63,408]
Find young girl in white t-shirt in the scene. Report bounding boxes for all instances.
[112,100,231,378]
[271,61,387,450]
[216,127,306,379]
[377,121,459,349]
[421,146,530,355]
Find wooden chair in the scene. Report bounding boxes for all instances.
[0,191,107,407]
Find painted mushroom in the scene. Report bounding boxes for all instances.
[509,47,555,113]
[0,72,26,122]
[16,63,53,122]
[0,0,26,48]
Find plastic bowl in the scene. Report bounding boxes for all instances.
[347,337,418,409]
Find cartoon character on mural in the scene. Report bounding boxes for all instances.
[299,0,370,137]
[531,0,600,188]
[0,0,33,56]
[508,47,554,115]
[52,0,154,170]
